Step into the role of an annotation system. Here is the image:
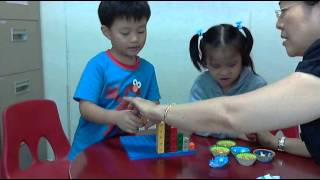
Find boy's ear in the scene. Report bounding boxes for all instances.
[101,25,111,40]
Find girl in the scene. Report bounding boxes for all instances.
[188,24,267,139]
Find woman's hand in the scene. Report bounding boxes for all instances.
[238,133,258,142]
[256,131,277,149]
[124,97,162,124]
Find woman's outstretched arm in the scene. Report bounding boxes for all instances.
[126,72,320,133]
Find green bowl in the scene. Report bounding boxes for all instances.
[216,140,236,148]
[236,153,257,166]
[210,145,230,156]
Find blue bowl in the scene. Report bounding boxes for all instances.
[230,146,251,156]
[209,155,229,168]
[253,149,275,163]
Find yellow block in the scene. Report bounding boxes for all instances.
[156,122,165,154]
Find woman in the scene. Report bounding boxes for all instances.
[125,1,320,165]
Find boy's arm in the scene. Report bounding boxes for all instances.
[79,100,118,124]
[79,100,143,133]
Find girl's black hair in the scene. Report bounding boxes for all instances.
[98,1,151,28]
[189,24,256,74]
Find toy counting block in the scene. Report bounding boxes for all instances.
[165,125,178,152]
[156,122,195,154]
[156,121,165,154]
[182,136,190,151]
[169,127,178,152]
[164,124,171,153]
[177,132,184,151]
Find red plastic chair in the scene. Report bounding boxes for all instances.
[1,99,70,179]
[271,126,300,138]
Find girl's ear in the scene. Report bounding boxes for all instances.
[101,25,111,40]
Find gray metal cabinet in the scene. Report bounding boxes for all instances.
[0,1,45,169]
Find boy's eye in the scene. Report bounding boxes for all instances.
[138,31,145,34]
[120,32,130,36]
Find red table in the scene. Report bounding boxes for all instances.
[69,135,320,179]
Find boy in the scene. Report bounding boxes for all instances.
[69,1,161,160]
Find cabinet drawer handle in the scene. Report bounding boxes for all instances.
[11,28,28,42]
[15,80,30,95]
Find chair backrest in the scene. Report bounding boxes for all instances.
[271,126,300,138]
[1,99,70,178]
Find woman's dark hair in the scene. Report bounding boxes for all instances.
[304,1,319,6]
[98,1,151,28]
[189,24,256,74]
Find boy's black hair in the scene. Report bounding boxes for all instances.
[189,24,256,74]
[98,1,151,28]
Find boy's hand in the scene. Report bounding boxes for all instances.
[116,110,144,134]
[143,117,160,130]
[131,111,157,130]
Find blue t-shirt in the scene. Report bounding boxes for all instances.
[68,50,161,160]
[189,67,267,138]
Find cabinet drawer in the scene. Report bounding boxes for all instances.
[0,1,39,20]
[0,69,43,110]
[0,20,42,76]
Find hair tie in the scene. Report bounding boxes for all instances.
[236,21,243,29]
[197,29,203,37]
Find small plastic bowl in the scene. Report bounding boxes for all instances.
[209,155,229,168]
[236,153,257,166]
[210,145,230,156]
[216,140,236,149]
[230,146,251,157]
[253,149,275,163]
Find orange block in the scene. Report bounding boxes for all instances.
[189,142,196,150]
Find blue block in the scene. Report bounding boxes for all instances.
[120,134,196,160]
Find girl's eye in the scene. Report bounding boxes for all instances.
[211,64,220,68]
[138,31,145,34]
[228,64,236,67]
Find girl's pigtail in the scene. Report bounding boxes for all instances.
[189,34,202,71]
[242,26,256,74]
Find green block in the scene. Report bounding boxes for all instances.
[177,141,183,150]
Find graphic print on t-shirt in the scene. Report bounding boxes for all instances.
[106,79,142,110]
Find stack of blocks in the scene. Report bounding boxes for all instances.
[156,121,194,154]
